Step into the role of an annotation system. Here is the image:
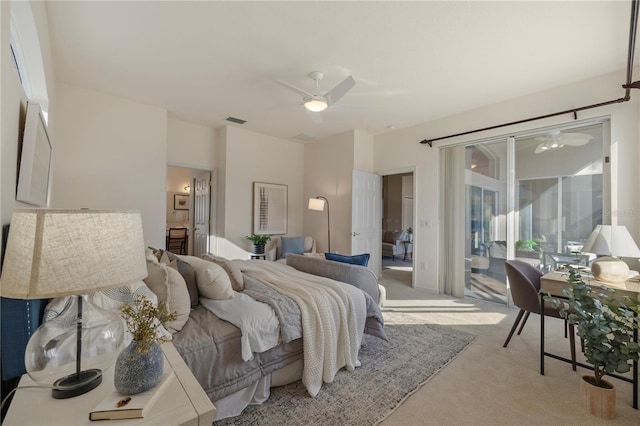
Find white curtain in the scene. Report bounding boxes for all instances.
[439,146,466,297]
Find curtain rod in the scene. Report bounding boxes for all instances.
[420,0,639,148]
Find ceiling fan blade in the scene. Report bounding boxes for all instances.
[274,79,317,99]
[559,133,593,146]
[325,75,355,106]
[534,143,548,154]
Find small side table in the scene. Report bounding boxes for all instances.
[3,343,215,425]
[250,254,266,260]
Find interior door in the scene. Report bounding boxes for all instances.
[192,171,211,257]
[352,170,382,276]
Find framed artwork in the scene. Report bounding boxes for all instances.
[252,182,287,235]
[174,193,190,210]
[16,102,52,207]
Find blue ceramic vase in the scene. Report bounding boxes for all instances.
[114,341,163,395]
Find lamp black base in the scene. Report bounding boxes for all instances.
[51,368,103,399]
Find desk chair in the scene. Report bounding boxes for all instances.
[504,260,577,369]
[167,227,187,255]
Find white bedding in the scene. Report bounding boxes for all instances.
[236,260,366,397]
[200,292,280,361]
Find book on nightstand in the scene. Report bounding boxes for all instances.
[89,371,174,421]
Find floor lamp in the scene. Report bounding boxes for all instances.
[309,196,330,253]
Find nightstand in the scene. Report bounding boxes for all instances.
[3,343,215,425]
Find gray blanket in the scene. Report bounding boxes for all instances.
[243,274,302,343]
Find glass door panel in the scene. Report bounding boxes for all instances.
[465,141,508,304]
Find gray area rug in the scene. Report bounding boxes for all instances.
[214,312,476,426]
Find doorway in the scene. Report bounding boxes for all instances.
[166,165,212,257]
[381,172,414,287]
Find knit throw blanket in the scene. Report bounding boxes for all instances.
[236,260,365,397]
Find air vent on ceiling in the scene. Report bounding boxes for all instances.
[292,133,315,142]
[226,116,246,125]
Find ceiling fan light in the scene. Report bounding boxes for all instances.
[304,98,328,112]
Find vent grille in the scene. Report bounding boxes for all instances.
[226,116,246,125]
[292,133,315,142]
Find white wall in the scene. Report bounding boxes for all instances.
[304,131,355,254]
[167,117,217,170]
[216,126,304,258]
[375,69,640,292]
[50,83,168,249]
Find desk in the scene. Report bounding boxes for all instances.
[3,343,215,425]
[540,271,640,409]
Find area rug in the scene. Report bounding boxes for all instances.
[214,312,476,426]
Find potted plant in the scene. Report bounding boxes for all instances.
[114,296,176,395]
[245,233,271,254]
[406,227,413,242]
[547,268,640,419]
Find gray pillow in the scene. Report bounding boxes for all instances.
[164,250,199,307]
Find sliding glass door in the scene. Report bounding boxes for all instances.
[443,120,607,305]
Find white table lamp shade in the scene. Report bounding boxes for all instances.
[0,209,147,399]
[582,225,640,258]
[0,209,148,299]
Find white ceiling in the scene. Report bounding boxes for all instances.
[44,1,637,143]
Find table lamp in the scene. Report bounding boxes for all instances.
[581,224,640,284]
[0,209,147,398]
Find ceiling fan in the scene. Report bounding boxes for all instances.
[276,71,355,113]
[533,130,593,154]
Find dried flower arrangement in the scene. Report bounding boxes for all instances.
[120,295,177,354]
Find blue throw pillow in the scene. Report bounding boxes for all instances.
[324,252,370,267]
[280,237,305,259]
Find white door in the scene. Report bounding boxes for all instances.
[352,170,382,276]
[192,171,211,257]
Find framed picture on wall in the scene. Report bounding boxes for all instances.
[16,102,52,207]
[252,182,287,235]
[174,193,190,210]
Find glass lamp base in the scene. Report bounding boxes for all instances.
[52,368,103,399]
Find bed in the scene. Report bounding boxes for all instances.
[166,253,387,420]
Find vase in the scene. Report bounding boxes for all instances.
[580,375,616,419]
[114,341,163,395]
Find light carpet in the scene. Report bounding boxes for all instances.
[214,312,476,426]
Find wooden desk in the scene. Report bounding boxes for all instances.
[3,343,215,425]
[540,271,640,409]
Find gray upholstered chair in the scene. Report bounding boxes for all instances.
[381,230,410,261]
[503,260,577,369]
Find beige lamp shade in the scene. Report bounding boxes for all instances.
[582,225,640,257]
[308,198,326,211]
[0,209,147,299]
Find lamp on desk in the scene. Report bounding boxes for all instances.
[0,209,147,398]
[308,196,330,253]
[581,224,640,284]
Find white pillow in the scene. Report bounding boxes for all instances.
[144,261,191,334]
[177,255,234,300]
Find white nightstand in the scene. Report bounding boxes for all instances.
[3,343,215,425]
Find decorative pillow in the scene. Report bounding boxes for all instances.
[324,252,370,267]
[201,254,244,291]
[176,255,234,300]
[161,250,199,307]
[144,261,191,334]
[279,237,305,259]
